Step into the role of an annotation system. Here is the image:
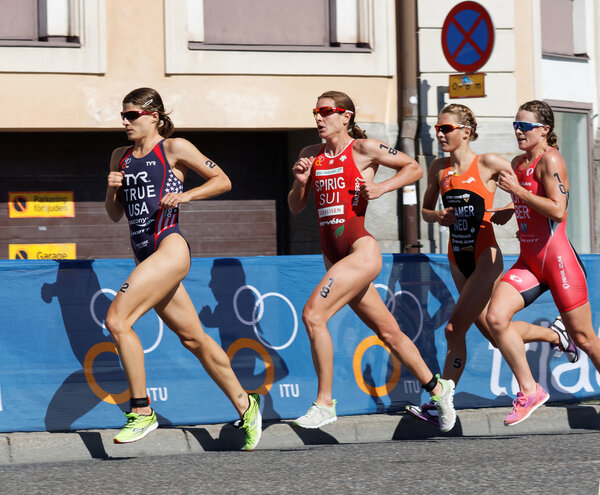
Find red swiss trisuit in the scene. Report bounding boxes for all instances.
[310,140,372,263]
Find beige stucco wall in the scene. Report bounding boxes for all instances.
[0,0,398,132]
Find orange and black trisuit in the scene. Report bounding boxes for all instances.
[439,155,497,278]
[310,139,372,263]
[502,148,588,312]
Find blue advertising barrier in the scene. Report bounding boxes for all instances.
[1,254,599,433]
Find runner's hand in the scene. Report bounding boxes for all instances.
[107,171,124,189]
[292,157,314,185]
[357,178,385,200]
[486,207,514,225]
[438,207,456,226]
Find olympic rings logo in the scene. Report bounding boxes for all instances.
[233,285,298,351]
[89,288,164,354]
[84,288,165,404]
[353,335,402,397]
[375,284,423,344]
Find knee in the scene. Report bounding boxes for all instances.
[178,329,208,353]
[444,322,466,345]
[179,336,199,353]
[570,332,597,354]
[485,307,506,334]
[104,310,129,340]
[302,304,327,339]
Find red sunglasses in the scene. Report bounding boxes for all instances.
[120,110,154,121]
[312,106,354,118]
[435,123,471,134]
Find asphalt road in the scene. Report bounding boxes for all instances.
[1,431,598,495]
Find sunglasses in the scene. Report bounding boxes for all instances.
[312,106,354,118]
[120,110,154,121]
[434,123,471,134]
[513,121,544,132]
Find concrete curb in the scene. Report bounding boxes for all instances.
[1,403,599,465]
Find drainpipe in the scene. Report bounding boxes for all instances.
[397,0,420,253]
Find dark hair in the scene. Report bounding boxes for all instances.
[318,90,367,139]
[518,100,558,150]
[122,87,174,138]
[439,103,478,141]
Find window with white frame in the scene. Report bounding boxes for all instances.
[541,0,587,58]
[550,101,593,253]
[188,0,371,52]
[0,0,80,46]
[164,0,393,76]
[0,0,105,74]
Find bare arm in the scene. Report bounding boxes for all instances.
[105,147,128,223]
[421,159,456,226]
[287,144,321,215]
[496,150,568,223]
[161,138,231,209]
[353,139,423,200]
[479,153,515,225]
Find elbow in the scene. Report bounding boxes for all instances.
[288,203,303,216]
[551,212,566,224]
[410,161,423,182]
[221,176,232,194]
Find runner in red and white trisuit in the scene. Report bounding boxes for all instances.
[288,90,456,432]
[486,100,600,427]
[310,139,370,263]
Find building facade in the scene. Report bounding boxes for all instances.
[0,0,597,259]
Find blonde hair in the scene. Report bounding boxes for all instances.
[439,103,478,141]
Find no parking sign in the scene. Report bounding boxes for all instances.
[442,1,494,73]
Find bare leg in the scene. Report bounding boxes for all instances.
[105,235,190,415]
[301,237,384,407]
[349,283,439,387]
[562,302,600,370]
[442,249,502,384]
[486,281,537,395]
[155,282,250,417]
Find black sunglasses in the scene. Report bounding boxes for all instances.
[120,110,154,121]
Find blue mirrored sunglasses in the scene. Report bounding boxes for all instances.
[513,121,544,132]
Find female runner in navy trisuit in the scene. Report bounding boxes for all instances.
[288,90,456,432]
[105,88,261,449]
[487,100,600,426]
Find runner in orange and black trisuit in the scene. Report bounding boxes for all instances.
[407,104,575,427]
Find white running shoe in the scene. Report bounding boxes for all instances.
[430,376,456,432]
[294,400,338,429]
[549,316,579,363]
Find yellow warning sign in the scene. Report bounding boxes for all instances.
[449,73,486,99]
[9,243,76,260]
[8,191,75,218]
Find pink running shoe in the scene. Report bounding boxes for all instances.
[504,383,549,426]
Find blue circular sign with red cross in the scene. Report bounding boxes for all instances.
[442,1,494,73]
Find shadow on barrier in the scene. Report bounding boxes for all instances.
[42,261,128,431]
[364,254,455,412]
[199,258,290,420]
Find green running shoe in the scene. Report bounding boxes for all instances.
[113,410,158,444]
[238,393,262,451]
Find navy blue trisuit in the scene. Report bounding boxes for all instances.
[118,139,185,261]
